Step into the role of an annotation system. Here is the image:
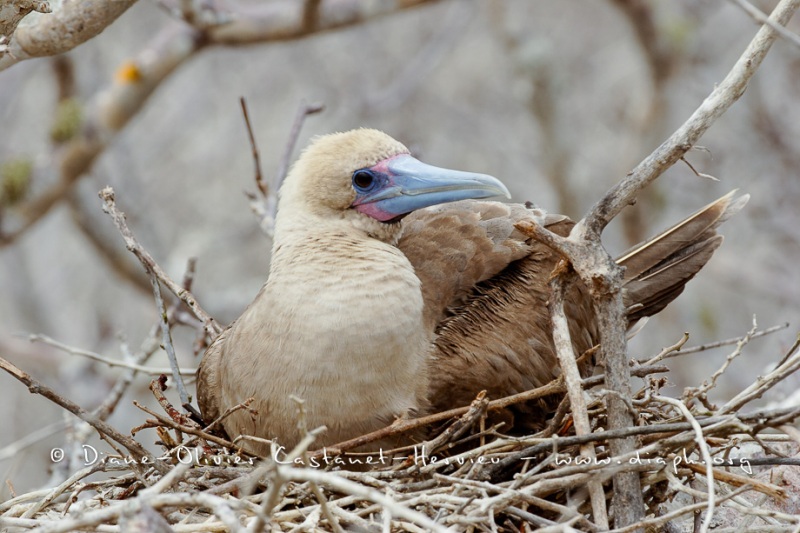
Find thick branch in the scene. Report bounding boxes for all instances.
[0,0,50,41]
[548,277,609,529]
[514,1,800,527]
[0,0,135,70]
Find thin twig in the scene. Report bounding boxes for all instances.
[24,333,196,375]
[0,355,167,473]
[275,101,325,191]
[655,323,789,360]
[150,274,189,406]
[728,0,800,48]
[239,97,266,197]
[99,187,222,337]
[657,395,716,533]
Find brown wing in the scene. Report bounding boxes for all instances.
[401,193,747,432]
[422,218,594,432]
[399,201,582,431]
[398,200,564,332]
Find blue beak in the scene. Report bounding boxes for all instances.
[352,154,510,222]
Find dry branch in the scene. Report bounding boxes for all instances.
[0,0,51,42]
[99,186,222,338]
[0,0,134,70]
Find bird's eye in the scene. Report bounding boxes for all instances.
[352,170,375,190]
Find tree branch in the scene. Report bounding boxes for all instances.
[0,0,51,43]
[0,0,135,70]
[582,0,800,237]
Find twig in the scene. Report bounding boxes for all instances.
[25,333,196,376]
[280,467,450,533]
[548,275,609,529]
[421,391,490,456]
[132,400,239,450]
[99,187,222,337]
[641,332,690,366]
[93,261,199,422]
[657,395,716,533]
[775,332,800,368]
[276,101,325,192]
[728,0,800,48]
[150,274,189,406]
[717,331,800,415]
[203,397,256,434]
[20,462,107,519]
[244,100,324,237]
[681,156,720,181]
[0,354,166,473]
[653,323,789,360]
[685,318,758,403]
[239,97,266,197]
[315,365,668,457]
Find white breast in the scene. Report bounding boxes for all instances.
[218,230,431,452]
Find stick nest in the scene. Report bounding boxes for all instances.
[3,323,800,532]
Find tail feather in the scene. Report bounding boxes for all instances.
[618,191,748,322]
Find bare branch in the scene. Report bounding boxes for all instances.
[583,0,800,236]
[246,100,324,237]
[548,276,609,529]
[150,274,190,407]
[0,0,51,43]
[99,186,222,337]
[645,323,789,362]
[26,333,196,376]
[0,0,136,71]
[0,354,166,473]
[657,395,716,533]
[510,2,800,527]
[239,97,266,197]
[276,101,325,192]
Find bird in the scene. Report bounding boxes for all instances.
[196,128,747,457]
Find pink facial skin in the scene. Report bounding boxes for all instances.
[354,202,396,222]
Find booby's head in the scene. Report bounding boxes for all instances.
[278,129,510,241]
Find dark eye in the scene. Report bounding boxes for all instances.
[353,170,375,190]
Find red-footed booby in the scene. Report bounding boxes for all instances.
[197,129,747,456]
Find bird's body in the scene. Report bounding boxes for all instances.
[197,129,746,456]
[202,226,431,451]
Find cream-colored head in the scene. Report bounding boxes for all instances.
[276,128,510,243]
[277,129,409,241]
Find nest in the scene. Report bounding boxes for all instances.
[3,321,800,532]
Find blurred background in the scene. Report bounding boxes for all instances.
[1,0,798,495]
